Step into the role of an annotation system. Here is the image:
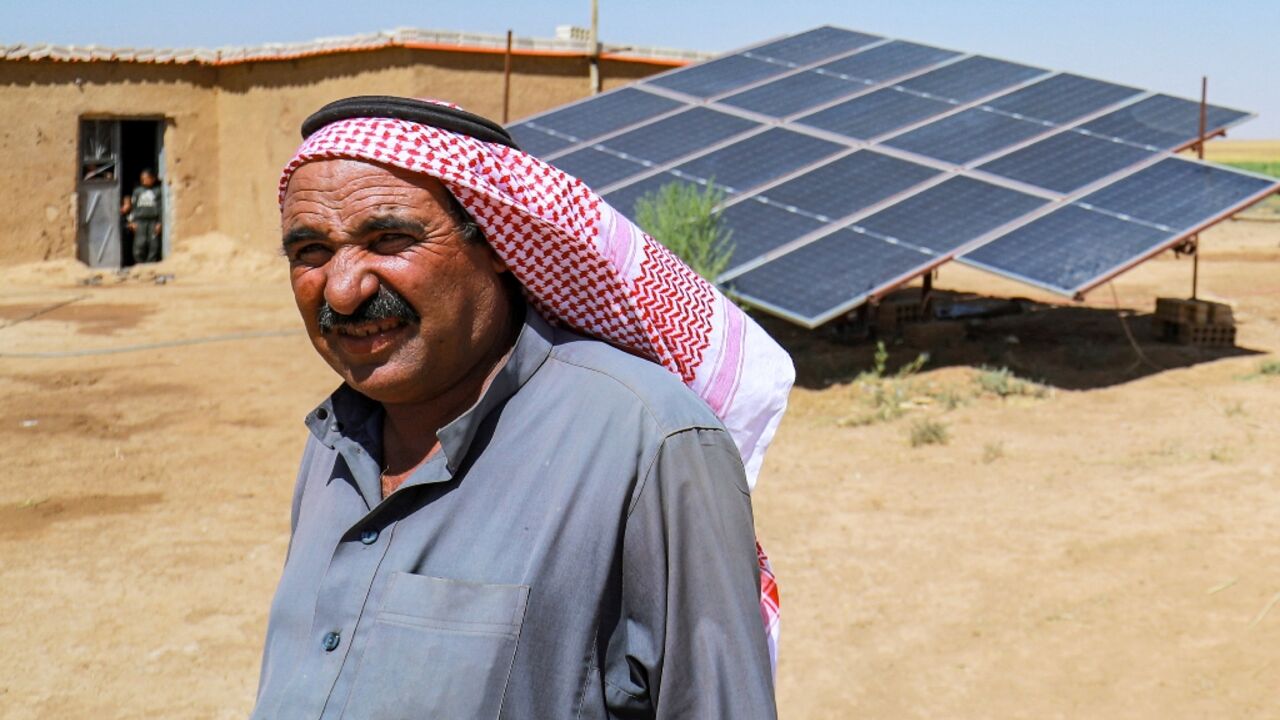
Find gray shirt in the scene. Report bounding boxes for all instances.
[251,309,776,719]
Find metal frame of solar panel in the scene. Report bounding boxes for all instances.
[508,25,1275,328]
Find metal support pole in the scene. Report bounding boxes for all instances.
[588,0,601,94]
[921,269,933,314]
[502,30,513,124]
[1191,76,1207,300]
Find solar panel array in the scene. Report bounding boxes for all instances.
[508,26,1277,328]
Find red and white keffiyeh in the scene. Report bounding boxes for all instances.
[280,102,792,671]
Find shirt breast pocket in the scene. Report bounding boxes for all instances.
[342,572,530,720]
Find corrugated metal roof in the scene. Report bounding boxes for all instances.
[0,27,709,66]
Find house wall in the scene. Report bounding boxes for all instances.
[213,49,663,248]
[0,50,670,265]
[0,60,220,264]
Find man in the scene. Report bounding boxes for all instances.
[120,168,162,264]
[253,97,792,719]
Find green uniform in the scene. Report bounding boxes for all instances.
[129,184,163,263]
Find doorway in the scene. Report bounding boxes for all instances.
[76,117,167,268]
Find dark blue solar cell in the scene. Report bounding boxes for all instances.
[646,54,789,98]
[1079,158,1276,230]
[963,205,1174,295]
[529,87,684,141]
[550,148,648,190]
[748,26,882,66]
[1081,94,1252,150]
[899,55,1046,103]
[977,131,1155,193]
[718,199,829,272]
[672,128,845,192]
[719,71,866,118]
[796,87,953,140]
[883,108,1049,164]
[602,173,720,221]
[727,228,935,324]
[758,151,941,219]
[599,107,759,165]
[507,123,574,157]
[816,40,959,83]
[854,176,1047,255]
[984,73,1141,124]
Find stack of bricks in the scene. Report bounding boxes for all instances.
[874,291,928,339]
[1152,298,1236,347]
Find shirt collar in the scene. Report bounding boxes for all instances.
[304,305,555,477]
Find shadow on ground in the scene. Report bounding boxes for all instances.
[757,290,1265,392]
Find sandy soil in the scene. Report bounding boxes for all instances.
[1,221,1278,719]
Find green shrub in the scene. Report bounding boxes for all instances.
[635,180,734,281]
[975,367,1049,398]
[909,418,949,447]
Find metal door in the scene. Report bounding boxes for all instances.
[77,120,122,268]
[157,121,171,260]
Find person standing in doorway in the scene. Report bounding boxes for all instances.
[121,168,162,263]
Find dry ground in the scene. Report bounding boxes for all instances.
[1,213,1278,718]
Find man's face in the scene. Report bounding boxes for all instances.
[281,158,512,405]
[140,171,156,187]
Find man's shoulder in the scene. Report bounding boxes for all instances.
[540,325,723,436]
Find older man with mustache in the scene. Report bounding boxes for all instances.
[251,97,791,719]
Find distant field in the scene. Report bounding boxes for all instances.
[1198,140,1280,217]
[1202,138,1280,163]
[1221,161,1280,178]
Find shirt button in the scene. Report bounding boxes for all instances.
[322,631,341,652]
[360,529,379,545]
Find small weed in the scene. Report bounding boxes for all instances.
[840,342,930,427]
[934,387,969,411]
[1260,359,1280,376]
[909,418,949,447]
[1209,446,1236,463]
[1223,400,1246,418]
[975,367,1049,399]
[982,441,1005,463]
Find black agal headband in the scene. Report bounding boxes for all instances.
[300,96,521,150]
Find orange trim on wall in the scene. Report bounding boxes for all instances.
[7,38,695,68]
[210,41,693,67]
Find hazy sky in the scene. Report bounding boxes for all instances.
[4,1,1276,138]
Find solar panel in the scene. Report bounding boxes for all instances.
[516,87,681,141]
[507,125,575,156]
[816,40,959,83]
[977,131,1156,193]
[548,147,649,189]
[511,25,1273,326]
[983,73,1141,124]
[718,199,830,271]
[602,172,691,221]
[962,205,1173,295]
[726,228,935,324]
[898,56,1046,103]
[720,71,867,118]
[598,107,759,165]
[853,177,1048,255]
[1078,158,1276,230]
[883,108,1050,164]
[645,54,789,98]
[1080,94,1253,150]
[756,151,941,220]
[797,87,954,140]
[748,26,882,66]
[670,128,845,192]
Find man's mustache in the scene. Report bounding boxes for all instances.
[317,286,421,333]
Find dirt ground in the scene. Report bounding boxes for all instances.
[1,212,1279,718]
